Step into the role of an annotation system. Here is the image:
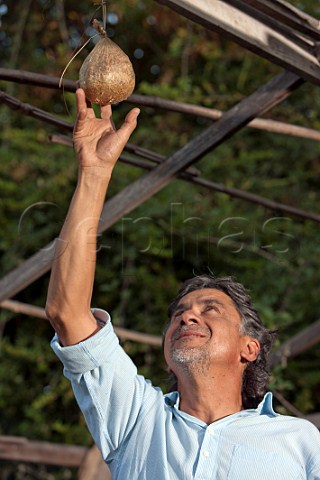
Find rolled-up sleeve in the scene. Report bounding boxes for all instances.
[51,310,151,461]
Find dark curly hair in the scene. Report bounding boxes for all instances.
[164,275,278,409]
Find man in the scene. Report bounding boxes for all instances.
[47,89,320,479]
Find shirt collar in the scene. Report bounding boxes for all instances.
[256,391,278,416]
[165,391,180,408]
[164,391,278,420]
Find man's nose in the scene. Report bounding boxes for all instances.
[180,310,201,325]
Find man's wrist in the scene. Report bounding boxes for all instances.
[78,167,113,190]
[73,171,110,216]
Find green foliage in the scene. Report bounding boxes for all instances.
[0,125,76,274]
[1,0,320,477]
[0,326,90,445]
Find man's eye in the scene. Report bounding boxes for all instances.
[204,305,219,313]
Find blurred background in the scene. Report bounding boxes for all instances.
[0,0,320,478]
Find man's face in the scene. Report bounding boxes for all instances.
[164,288,251,376]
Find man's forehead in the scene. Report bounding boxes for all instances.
[175,288,234,308]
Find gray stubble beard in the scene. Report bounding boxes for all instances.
[170,344,211,377]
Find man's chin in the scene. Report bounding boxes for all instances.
[170,346,209,365]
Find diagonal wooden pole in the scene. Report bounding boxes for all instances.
[50,134,320,224]
[269,318,320,368]
[97,71,304,230]
[0,70,303,302]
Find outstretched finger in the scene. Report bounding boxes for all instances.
[100,103,113,127]
[85,98,95,119]
[75,88,87,120]
[76,88,95,119]
[118,107,140,141]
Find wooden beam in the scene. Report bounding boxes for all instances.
[240,0,320,41]
[225,0,316,51]
[2,298,320,364]
[225,1,315,61]
[272,389,306,418]
[0,299,163,346]
[97,71,304,231]
[128,94,320,142]
[306,413,320,429]
[0,89,74,131]
[51,133,320,225]
[0,436,86,467]
[2,296,320,369]
[272,390,320,429]
[78,444,111,480]
[265,0,320,33]
[1,69,320,141]
[269,318,320,367]
[0,68,77,91]
[155,0,320,85]
[0,299,46,319]
[0,70,303,302]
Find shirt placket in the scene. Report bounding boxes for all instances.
[194,424,221,479]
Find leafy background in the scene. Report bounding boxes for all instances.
[0,0,320,478]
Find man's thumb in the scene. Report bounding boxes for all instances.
[119,108,140,139]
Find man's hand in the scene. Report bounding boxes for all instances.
[73,88,140,176]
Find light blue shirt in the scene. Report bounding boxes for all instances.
[51,309,320,479]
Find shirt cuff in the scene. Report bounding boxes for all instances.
[50,309,119,373]
[91,307,110,327]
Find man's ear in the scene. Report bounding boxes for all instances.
[240,337,260,363]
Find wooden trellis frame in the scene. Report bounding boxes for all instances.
[0,437,111,479]
[0,70,307,300]
[1,0,320,474]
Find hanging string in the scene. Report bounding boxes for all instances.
[102,1,107,31]
[59,33,99,88]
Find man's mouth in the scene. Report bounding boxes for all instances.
[173,327,208,343]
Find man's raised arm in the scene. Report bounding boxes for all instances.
[45,89,140,346]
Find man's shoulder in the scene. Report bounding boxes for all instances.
[270,412,320,440]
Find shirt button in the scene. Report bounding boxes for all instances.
[207,428,214,435]
[203,450,210,457]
